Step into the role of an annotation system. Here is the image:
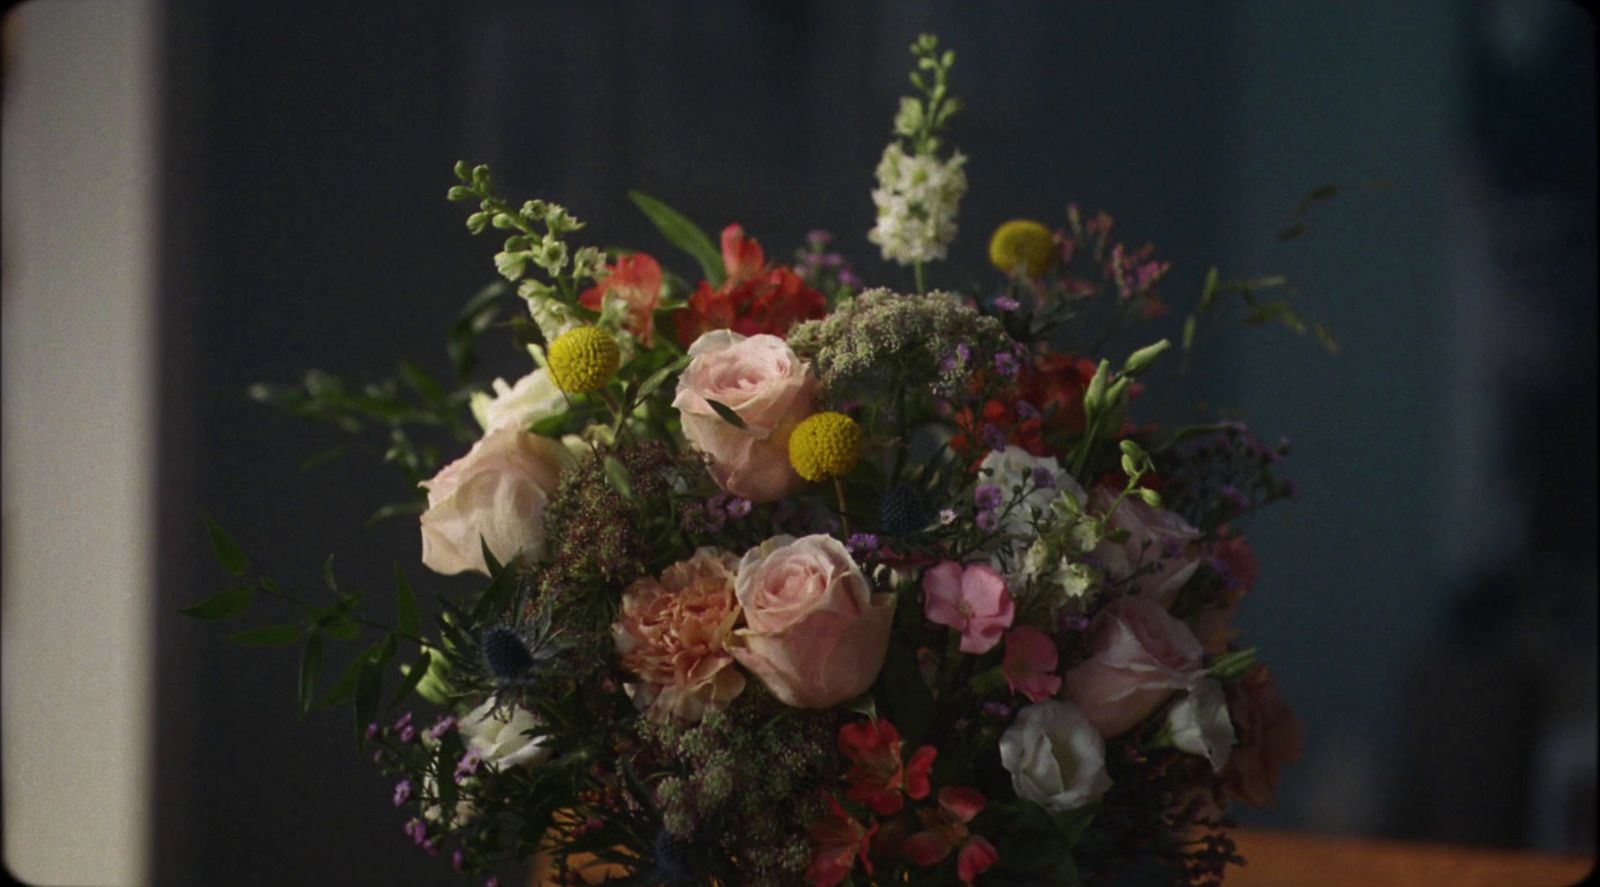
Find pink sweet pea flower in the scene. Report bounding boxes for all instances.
[902,787,1000,885]
[1001,626,1062,703]
[923,562,1014,654]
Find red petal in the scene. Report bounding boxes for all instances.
[937,786,987,823]
[902,831,953,867]
[904,746,937,800]
[957,836,1000,884]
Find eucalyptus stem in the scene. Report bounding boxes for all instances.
[256,579,429,648]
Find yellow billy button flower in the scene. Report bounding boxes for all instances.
[788,411,863,482]
[988,219,1057,278]
[547,326,620,394]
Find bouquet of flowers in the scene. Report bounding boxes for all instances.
[186,34,1309,887]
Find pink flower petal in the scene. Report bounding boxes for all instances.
[937,786,987,824]
[957,835,1000,884]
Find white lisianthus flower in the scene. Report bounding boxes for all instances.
[980,447,1083,535]
[460,700,552,770]
[1166,677,1236,773]
[469,367,565,433]
[999,699,1112,812]
[868,143,968,266]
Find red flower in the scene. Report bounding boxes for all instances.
[839,719,935,815]
[579,252,663,347]
[805,796,876,887]
[1223,665,1303,807]
[1018,353,1098,437]
[902,787,999,885]
[677,225,827,346]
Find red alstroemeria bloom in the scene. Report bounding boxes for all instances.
[1018,352,1098,437]
[902,787,999,885]
[839,719,936,815]
[579,252,664,347]
[677,224,827,346]
[805,796,876,887]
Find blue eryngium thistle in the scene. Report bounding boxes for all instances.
[480,626,535,682]
[651,829,697,885]
[880,485,932,537]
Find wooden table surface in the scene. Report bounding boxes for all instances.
[1229,827,1594,887]
[535,828,1594,886]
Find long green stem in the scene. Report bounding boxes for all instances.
[914,261,927,295]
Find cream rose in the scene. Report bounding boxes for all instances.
[998,699,1112,812]
[469,367,565,433]
[419,427,571,575]
[727,534,895,708]
[672,331,816,503]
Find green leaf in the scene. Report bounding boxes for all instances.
[395,565,420,639]
[229,624,301,646]
[471,555,519,623]
[603,456,633,499]
[388,651,432,709]
[633,356,688,403]
[178,585,255,620]
[1198,266,1220,313]
[353,641,388,743]
[203,514,249,576]
[365,500,425,526]
[299,632,322,716]
[1314,321,1340,354]
[312,650,366,711]
[322,553,338,594]
[398,359,446,403]
[706,399,746,430]
[1181,314,1197,352]
[1244,299,1307,334]
[628,191,725,286]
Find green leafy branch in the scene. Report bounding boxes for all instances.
[179,516,440,743]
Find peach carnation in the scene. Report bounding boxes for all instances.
[613,548,747,722]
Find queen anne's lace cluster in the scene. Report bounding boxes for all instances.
[868,143,968,266]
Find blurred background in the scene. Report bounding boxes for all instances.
[3,1,1594,884]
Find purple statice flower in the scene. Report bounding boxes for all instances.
[938,508,958,526]
[724,496,752,519]
[994,294,1021,312]
[1219,484,1250,513]
[392,711,413,731]
[975,510,998,532]
[453,850,467,873]
[454,749,483,785]
[392,779,413,807]
[807,229,833,247]
[846,533,880,556]
[981,701,1015,719]
[398,724,416,743]
[1031,466,1057,490]
[485,877,500,887]
[365,722,379,740]
[1058,612,1091,633]
[981,423,1008,451]
[1015,400,1041,421]
[994,351,1020,377]
[421,839,439,857]
[975,484,1004,510]
[839,269,862,289]
[425,715,458,741]
[403,818,427,845]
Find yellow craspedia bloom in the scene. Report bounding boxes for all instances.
[547,326,620,394]
[788,412,863,482]
[988,219,1057,278]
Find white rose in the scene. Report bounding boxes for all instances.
[419,427,571,575]
[999,699,1112,812]
[469,367,565,433]
[460,699,552,770]
[1166,677,1235,773]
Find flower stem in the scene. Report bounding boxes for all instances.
[914,261,927,295]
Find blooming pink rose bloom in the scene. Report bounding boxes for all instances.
[1223,665,1303,807]
[1061,595,1204,737]
[1002,627,1062,703]
[672,330,817,503]
[613,548,747,723]
[728,534,896,708]
[1089,483,1203,605]
[419,427,571,575]
[923,562,1014,654]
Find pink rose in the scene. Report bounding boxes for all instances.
[613,548,747,723]
[1061,596,1204,737]
[728,534,896,708]
[923,562,1014,655]
[418,427,571,575]
[1089,483,1202,605]
[1223,665,1303,807]
[672,330,817,503]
